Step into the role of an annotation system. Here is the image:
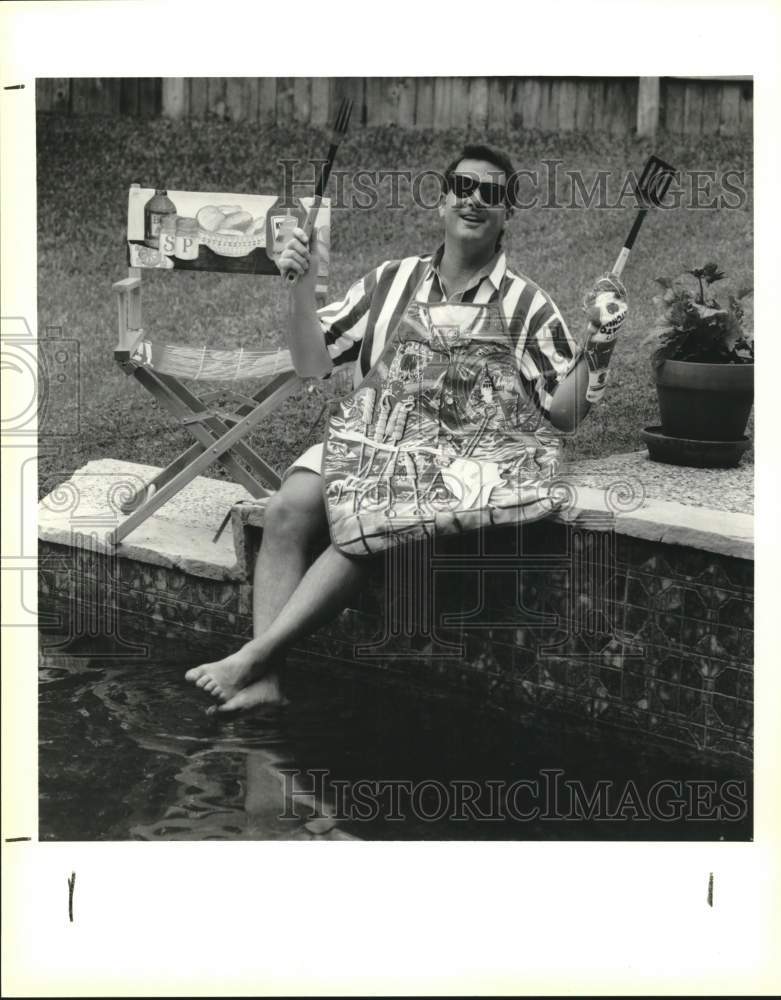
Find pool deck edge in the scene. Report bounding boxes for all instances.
[38,458,754,582]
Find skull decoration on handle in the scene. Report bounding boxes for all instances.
[582,273,628,404]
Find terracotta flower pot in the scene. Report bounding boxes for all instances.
[653,360,754,441]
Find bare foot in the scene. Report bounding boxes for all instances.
[185,645,265,704]
[206,673,287,715]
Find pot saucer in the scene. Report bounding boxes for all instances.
[641,426,751,469]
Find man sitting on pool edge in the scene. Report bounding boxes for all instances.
[185,143,628,713]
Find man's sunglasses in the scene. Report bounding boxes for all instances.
[445,172,509,208]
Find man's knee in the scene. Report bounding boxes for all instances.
[263,481,324,544]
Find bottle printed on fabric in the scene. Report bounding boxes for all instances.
[144,189,177,248]
[265,200,307,262]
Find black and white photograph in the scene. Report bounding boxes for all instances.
[34,71,755,842]
[3,0,780,996]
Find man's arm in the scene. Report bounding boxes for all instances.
[277,226,333,378]
[536,274,628,434]
[546,355,592,432]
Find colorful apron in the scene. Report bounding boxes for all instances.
[322,299,565,557]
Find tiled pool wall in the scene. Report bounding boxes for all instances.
[39,516,753,764]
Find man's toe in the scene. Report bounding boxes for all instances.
[218,694,241,713]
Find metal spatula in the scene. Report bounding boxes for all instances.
[612,154,676,277]
[286,96,354,285]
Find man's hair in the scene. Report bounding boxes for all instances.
[442,143,517,209]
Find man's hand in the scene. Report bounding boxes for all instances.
[278,226,319,294]
[546,272,629,431]
[582,272,628,404]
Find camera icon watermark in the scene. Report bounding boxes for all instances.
[1,318,80,438]
[2,317,83,633]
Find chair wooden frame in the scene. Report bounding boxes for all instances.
[110,266,300,546]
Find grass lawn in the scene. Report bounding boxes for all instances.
[36,114,753,498]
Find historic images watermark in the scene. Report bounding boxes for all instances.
[278,768,749,825]
[350,486,643,668]
[280,160,750,212]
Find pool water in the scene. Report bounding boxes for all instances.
[39,631,752,841]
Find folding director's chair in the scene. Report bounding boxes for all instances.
[109,184,331,547]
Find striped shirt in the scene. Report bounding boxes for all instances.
[317,245,579,420]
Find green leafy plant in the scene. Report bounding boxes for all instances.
[646,262,753,366]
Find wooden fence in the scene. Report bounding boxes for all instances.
[37,78,162,116]
[36,76,752,137]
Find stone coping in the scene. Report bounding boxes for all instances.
[37,459,254,581]
[559,449,753,561]
[562,449,753,515]
[38,458,754,582]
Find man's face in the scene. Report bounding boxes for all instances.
[439,158,509,257]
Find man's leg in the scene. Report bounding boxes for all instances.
[252,470,329,636]
[197,542,372,713]
[185,469,328,701]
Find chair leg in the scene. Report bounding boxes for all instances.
[110,374,299,545]
[155,371,300,490]
[117,441,204,513]
[131,367,272,498]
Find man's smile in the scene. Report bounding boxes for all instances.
[459,210,488,226]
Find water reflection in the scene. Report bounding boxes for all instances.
[39,641,347,841]
[39,634,752,842]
